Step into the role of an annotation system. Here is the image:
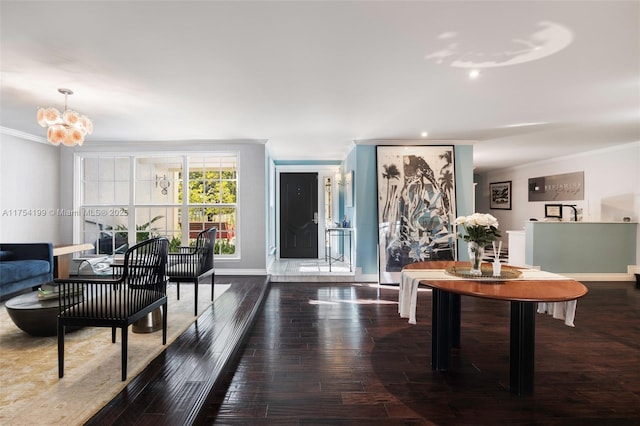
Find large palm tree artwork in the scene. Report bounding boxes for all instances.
[376,146,456,284]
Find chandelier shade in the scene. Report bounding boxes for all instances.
[37,88,93,146]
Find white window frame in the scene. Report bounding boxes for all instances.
[73,151,240,259]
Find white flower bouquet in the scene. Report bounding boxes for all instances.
[455,213,501,246]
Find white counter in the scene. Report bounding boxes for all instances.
[523,221,637,273]
[507,230,526,267]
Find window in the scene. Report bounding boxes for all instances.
[78,153,238,257]
[184,156,237,255]
[81,157,130,254]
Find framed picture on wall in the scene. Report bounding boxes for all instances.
[489,181,512,210]
[376,145,457,284]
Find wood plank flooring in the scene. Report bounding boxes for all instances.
[86,275,269,425]
[200,281,640,425]
[86,278,640,425]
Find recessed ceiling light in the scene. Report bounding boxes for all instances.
[421,131,428,138]
[469,69,480,79]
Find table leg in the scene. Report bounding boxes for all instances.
[54,254,71,278]
[348,232,352,272]
[510,301,536,396]
[451,294,461,348]
[324,231,328,263]
[132,307,163,333]
[431,288,452,371]
[328,232,332,272]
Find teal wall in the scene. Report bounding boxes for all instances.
[454,146,475,261]
[354,146,377,275]
[351,144,474,276]
[270,144,474,277]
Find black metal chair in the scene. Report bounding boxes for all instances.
[166,228,216,316]
[56,237,169,381]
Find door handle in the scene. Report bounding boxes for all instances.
[313,212,318,224]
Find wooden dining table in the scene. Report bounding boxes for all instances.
[402,261,588,396]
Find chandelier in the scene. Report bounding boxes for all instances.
[37,88,93,146]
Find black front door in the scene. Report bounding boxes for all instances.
[280,173,318,258]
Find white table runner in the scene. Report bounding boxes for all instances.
[399,268,578,326]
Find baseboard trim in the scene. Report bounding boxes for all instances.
[269,275,356,283]
[217,268,268,276]
[356,272,379,283]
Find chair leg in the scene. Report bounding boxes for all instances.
[121,327,128,381]
[162,303,167,345]
[194,278,198,316]
[211,273,215,302]
[177,283,180,300]
[112,327,116,343]
[58,320,65,378]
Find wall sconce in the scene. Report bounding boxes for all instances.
[335,171,352,186]
[156,174,170,195]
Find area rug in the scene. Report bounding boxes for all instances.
[0,283,230,425]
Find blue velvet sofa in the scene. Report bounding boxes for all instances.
[0,243,53,300]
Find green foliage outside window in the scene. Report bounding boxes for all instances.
[168,236,182,253]
[179,170,236,220]
[178,169,237,255]
[216,239,235,255]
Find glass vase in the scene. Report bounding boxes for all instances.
[468,241,484,276]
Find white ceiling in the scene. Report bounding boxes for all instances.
[1,1,638,172]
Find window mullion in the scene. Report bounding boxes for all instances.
[128,156,136,248]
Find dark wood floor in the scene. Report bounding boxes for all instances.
[86,275,269,426]
[87,278,640,425]
[200,281,640,425]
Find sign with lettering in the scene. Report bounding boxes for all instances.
[528,171,584,201]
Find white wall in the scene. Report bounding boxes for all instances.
[0,133,61,243]
[477,142,640,264]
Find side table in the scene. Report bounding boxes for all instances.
[325,227,353,272]
[53,243,94,278]
[5,290,83,336]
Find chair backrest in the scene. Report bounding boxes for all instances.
[122,237,169,290]
[196,228,216,274]
[59,237,169,320]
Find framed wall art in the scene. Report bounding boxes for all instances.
[489,181,512,210]
[376,145,457,284]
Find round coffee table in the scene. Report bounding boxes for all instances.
[5,291,82,337]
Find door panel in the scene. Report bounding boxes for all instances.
[280,173,318,258]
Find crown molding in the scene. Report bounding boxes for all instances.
[0,127,48,144]
[353,139,476,146]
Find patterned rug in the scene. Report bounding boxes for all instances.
[0,283,229,425]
